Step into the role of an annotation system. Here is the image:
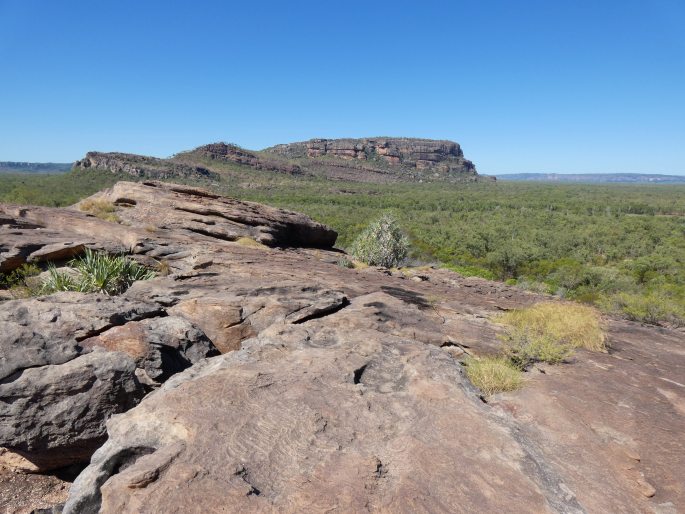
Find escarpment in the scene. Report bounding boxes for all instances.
[71,136,486,184]
[1,182,683,513]
[266,137,477,174]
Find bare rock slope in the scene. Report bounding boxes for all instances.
[0,181,683,513]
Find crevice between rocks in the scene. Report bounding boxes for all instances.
[74,308,168,342]
[291,297,350,324]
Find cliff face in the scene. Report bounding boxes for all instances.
[265,137,478,179]
[71,137,484,184]
[74,152,219,181]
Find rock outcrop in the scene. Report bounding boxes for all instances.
[1,181,683,513]
[0,181,337,276]
[0,293,218,471]
[73,137,484,184]
[265,137,479,181]
[74,152,218,181]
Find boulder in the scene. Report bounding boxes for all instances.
[0,294,218,471]
[0,351,144,471]
[81,316,220,384]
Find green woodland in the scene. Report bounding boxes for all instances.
[2,169,684,326]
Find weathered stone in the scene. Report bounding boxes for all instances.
[0,293,165,381]
[63,304,569,514]
[80,181,338,249]
[0,351,145,471]
[0,182,682,512]
[81,316,220,384]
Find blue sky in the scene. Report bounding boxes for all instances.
[1,0,684,174]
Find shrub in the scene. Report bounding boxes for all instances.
[465,356,524,396]
[0,263,41,288]
[79,199,120,223]
[336,256,354,268]
[442,264,498,280]
[600,291,684,327]
[349,213,409,268]
[41,249,155,295]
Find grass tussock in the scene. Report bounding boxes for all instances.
[235,236,268,249]
[497,302,606,353]
[465,301,606,396]
[79,199,120,223]
[494,301,605,369]
[41,249,155,295]
[465,356,524,396]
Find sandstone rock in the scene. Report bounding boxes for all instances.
[1,183,683,511]
[0,181,337,276]
[0,293,220,471]
[63,309,572,514]
[0,293,165,381]
[265,137,479,181]
[0,351,144,471]
[81,181,338,249]
[81,316,220,384]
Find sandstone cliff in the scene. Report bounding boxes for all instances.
[1,182,682,513]
[264,137,480,182]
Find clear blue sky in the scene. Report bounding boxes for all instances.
[1,0,684,174]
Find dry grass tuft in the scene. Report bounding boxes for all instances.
[156,259,171,276]
[79,199,120,223]
[235,236,267,249]
[496,301,606,353]
[352,260,369,270]
[465,356,524,396]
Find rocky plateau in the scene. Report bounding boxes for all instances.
[0,181,683,513]
[71,137,485,184]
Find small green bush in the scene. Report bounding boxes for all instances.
[41,249,155,295]
[349,213,409,268]
[0,263,41,289]
[600,291,684,327]
[336,256,354,269]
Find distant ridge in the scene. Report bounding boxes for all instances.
[0,161,72,174]
[71,138,488,184]
[496,173,685,184]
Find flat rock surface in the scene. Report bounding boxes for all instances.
[0,182,683,513]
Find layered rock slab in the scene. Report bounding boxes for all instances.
[65,301,574,514]
[0,180,337,276]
